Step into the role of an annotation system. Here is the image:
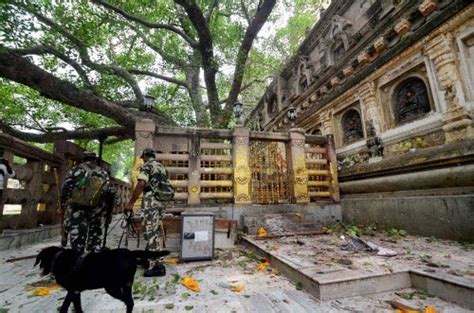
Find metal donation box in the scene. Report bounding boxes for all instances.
[179,213,215,261]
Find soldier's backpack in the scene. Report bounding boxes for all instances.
[148,161,174,201]
[70,164,108,207]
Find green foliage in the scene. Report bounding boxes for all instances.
[1,0,325,169]
[386,228,407,239]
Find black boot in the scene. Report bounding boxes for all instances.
[137,258,150,270]
[143,262,166,277]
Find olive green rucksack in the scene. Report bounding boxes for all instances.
[70,164,107,207]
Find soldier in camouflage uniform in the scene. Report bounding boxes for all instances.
[126,148,172,277]
[61,152,111,253]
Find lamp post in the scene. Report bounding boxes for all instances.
[233,101,244,126]
[143,94,156,112]
[287,106,297,127]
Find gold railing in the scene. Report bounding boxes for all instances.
[134,120,340,205]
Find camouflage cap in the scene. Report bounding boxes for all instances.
[141,148,155,158]
[82,151,98,160]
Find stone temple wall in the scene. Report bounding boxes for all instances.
[250,0,474,240]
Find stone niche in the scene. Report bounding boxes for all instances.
[335,103,366,147]
[378,62,435,131]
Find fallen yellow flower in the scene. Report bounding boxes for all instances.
[162,258,179,264]
[271,268,280,275]
[230,284,245,292]
[257,227,267,238]
[31,285,61,297]
[424,306,437,313]
[182,276,200,293]
[257,261,270,271]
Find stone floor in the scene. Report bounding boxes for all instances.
[0,222,472,312]
[246,227,474,282]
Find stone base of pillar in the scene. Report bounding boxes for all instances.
[368,156,383,164]
[442,107,474,143]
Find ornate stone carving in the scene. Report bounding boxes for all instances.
[394,77,431,123]
[190,185,199,193]
[235,136,249,146]
[419,0,437,16]
[291,139,305,148]
[236,193,251,202]
[366,120,384,159]
[298,56,314,90]
[342,109,364,143]
[394,18,411,35]
[374,37,387,53]
[235,164,250,185]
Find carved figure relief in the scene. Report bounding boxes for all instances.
[394,77,431,123]
[342,109,364,143]
[298,56,313,90]
[323,15,353,67]
[366,120,384,158]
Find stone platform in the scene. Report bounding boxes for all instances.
[242,230,474,310]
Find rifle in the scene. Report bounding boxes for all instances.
[102,188,116,248]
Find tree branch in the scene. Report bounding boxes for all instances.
[220,0,276,127]
[128,69,188,88]
[9,45,95,91]
[218,78,265,104]
[19,5,144,102]
[0,120,130,143]
[0,47,137,128]
[205,0,219,23]
[91,0,199,48]
[173,0,220,122]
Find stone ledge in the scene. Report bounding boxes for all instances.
[339,139,474,181]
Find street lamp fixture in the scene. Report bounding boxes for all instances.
[143,94,156,112]
[287,106,297,127]
[233,101,243,125]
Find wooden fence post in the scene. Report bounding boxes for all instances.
[288,128,309,204]
[232,126,251,204]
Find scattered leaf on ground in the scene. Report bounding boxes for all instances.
[210,290,218,295]
[173,274,181,284]
[295,282,303,290]
[165,303,174,309]
[181,292,191,300]
[185,305,194,311]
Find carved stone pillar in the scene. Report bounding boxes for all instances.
[287,128,309,204]
[424,34,473,142]
[232,126,251,204]
[188,134,201,205]
[320,110,333,136]
[132,119,155,211]
[359,82,382,133]
[24,160,42,228]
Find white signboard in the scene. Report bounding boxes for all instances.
[180,214,215,261]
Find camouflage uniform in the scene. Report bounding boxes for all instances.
[137,158,168,251]
[61,162,111,253]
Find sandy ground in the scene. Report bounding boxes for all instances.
[0,221,472,312]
